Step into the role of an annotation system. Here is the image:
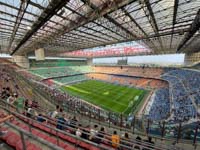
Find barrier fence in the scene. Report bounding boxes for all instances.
[0,100,178,150]
[9,69,200,148]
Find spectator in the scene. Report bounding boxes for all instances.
[6,94,12,103]
[37,114,46,123]
[51,105,59,118]
[27,106,33,118]
[96,127,105,144]
[143,136,155,150]
[70,116,78,128]
[56,113,66,130]
[31,100,38,108]
[76,124,82,137]
[89,125,98,141]
[24,99,29,111]
[111,130,120,149]
[134,136,142,149]
[120,132,132,149]
[81,128,89,140]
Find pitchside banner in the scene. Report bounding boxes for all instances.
[61,46,151,58]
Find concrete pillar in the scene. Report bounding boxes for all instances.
[184,52,200,65]
[12,55,30,69]
[87,58,93,65]
[35,48,45,61]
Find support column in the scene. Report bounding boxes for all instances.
[184,52,200,65]
[87,58,93,65]
[35,48,45,61]
[12,55,30,69]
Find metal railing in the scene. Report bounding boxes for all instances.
[6,68,200,148]
[0,99,180,150]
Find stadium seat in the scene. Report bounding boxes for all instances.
[16,140,31,150]
[6,133,21,147]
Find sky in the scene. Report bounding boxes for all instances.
[93,54,185,66]
[0,53,185,66]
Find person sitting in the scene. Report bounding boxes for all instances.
[37,114,46,123]
[56,113,66,130]
[120,132,132,150]
[24,99,29,111]
[81,128,90,140]
[89,125,98,141]
[7,93,17,104]
[95,127,105,144]
[134,136,142,149]
[31,100,38,108]
[111,130,120,149]
[26,106,33,118]
[51,105,59,119]
[70,116,78,128]
[76,124,82,137]
[143,136,155,150]
[6,94,12,103]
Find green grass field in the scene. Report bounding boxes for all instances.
[61,80,147,115]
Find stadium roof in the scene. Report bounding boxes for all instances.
[0,0,200,57]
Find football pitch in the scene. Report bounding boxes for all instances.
[61,80,147,115]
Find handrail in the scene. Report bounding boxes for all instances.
[16,72,200,147]
[3,67,199,148]
[0,100,178,150]
[4,122,63,150]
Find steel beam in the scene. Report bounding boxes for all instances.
[13,0,139,55]
[64,5,129,39]
[121,7,157,50]
[81,0,137,39]
[58,27,190,55]
[140,0,164,50]
[104,14,137,39]
[11,0,70,55]
[177,9,200,52]
[8,0,30,50]
[44,0,137,44]
[121,7,147,37]
[170,0,179,48]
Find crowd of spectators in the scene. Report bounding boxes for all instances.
[146,88,170,121]
[2,61,199,149]
[161,69,200,122]
[32,81,128,127]
[26,103,156,150]
[0,67,19,104]
[29,66,92,78]
[87,73,167,89]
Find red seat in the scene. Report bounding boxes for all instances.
[6,134,21,147]
[46,137,57,145]
[32,122,41,128]
[18,124,29,131]
[37,133,48,139]
[100,144,114,150]
[89,146,101,150]
[10,120,20,125]
[63,144,77,150]
[79,141,91,149]
[58,133,70,141]
[42,126,51,133]
[1,131,15,141]
[16,140,30,150]
[57,141,67,148]
[31,129,40,136]
[50,129,57,135]
[26,143,42,150]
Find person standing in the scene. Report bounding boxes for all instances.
[111,130,120,149]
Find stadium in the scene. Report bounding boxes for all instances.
[0,0,200,150]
